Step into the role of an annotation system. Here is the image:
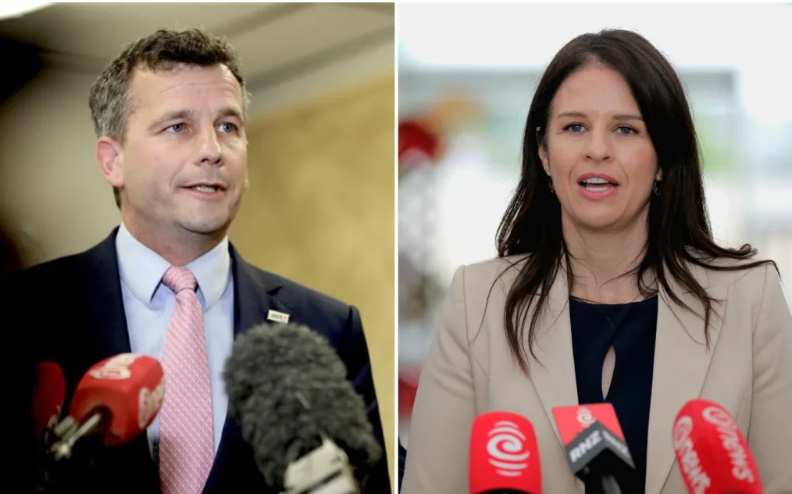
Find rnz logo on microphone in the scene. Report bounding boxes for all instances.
[569,425,630,464]
[702,406,755,483]
[487,420,530,477]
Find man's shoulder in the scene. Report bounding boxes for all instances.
[5,251,88,288]
[235,258,353,321]
[9,238,111,284]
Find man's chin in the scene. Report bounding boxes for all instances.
[178,217,232,237]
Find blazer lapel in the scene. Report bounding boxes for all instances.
[203,245,287,493]
[230,247,289,338]
[81,227,133,358]
[78,228,160,491]
[527,265,580,440]
[645,264,726,494]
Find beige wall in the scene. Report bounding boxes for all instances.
[0,68,119,262]
[231,73,395,473]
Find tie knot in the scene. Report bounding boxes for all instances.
[162,266,197,293]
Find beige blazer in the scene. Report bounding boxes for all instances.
[402,255,792,494]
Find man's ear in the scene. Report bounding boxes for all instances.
[96,137,124,188]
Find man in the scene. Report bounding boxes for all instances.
[10,28,390,494]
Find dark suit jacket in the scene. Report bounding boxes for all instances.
[7,228,391,494]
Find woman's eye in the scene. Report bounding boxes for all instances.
[616,126,637,135]
[563,123,585,132]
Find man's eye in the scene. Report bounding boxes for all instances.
[167,123,186,133]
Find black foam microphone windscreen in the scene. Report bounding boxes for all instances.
[223,323,382,490]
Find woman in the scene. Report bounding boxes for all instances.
[401,29,792,494]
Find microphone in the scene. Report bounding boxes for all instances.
[469,412,541,494]
[672,399,763,494]
[30,361,66,491]
[223,323,382,494]
[32,361,66,443]
[552,404,635,494]
[49,353,164,460]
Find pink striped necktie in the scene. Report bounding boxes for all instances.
[159,266,214,494]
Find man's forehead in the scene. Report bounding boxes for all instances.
[126,63,243,110]
[129,63,239,91]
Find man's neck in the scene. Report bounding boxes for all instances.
[122,221,225,267]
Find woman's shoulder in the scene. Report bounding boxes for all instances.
[456,254,532,289]
[685,248,779,290]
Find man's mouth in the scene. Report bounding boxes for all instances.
[185,183,225,193]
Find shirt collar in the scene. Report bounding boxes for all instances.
[115,223,231,310]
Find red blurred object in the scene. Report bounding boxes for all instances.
[31,361,65,440]
[398,368,420,419]
[399,120,441,171]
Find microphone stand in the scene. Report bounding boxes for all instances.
[600,473,622,494]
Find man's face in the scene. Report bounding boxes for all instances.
[102,63,248,241]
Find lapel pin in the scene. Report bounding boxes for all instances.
[267,310,290,324]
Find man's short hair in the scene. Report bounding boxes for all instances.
[89,28,248,208]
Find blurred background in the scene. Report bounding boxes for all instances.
[0,2,394,472]
[398,3,792,444]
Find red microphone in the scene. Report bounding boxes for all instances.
[50,353,164,460]
[469,411,541,494]
[31,361,66,442]
[672,399,762,494]
[552,404,635,494]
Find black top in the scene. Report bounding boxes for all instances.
[569,295,658,494]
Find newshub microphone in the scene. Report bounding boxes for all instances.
[49,353,164,460]
[469,412,541,494]
[672,399,763,494]
[223,323,382,494]
[552,404,635,494]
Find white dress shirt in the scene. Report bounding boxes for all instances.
[115,223,235,458]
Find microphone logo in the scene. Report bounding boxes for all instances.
[89,354,140,380]
[701,406,735,429]
[701,406,755,483]
[487,420,530,477]
[673,415,693,450]
[138,379,165,429]
[673,415,712,493]
[576,407,595,428]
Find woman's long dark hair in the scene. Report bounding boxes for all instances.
[496,29,776,373]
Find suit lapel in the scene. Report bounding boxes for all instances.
[229,246,288,338]
[527,265,580,440]
[203,245,286,493]
[78,228,159,491]
[645,264,726,494]
[81,227,133,358]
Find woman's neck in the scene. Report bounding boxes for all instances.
[562,216,654,304]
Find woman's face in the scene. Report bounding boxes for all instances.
[539,63,661,233]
